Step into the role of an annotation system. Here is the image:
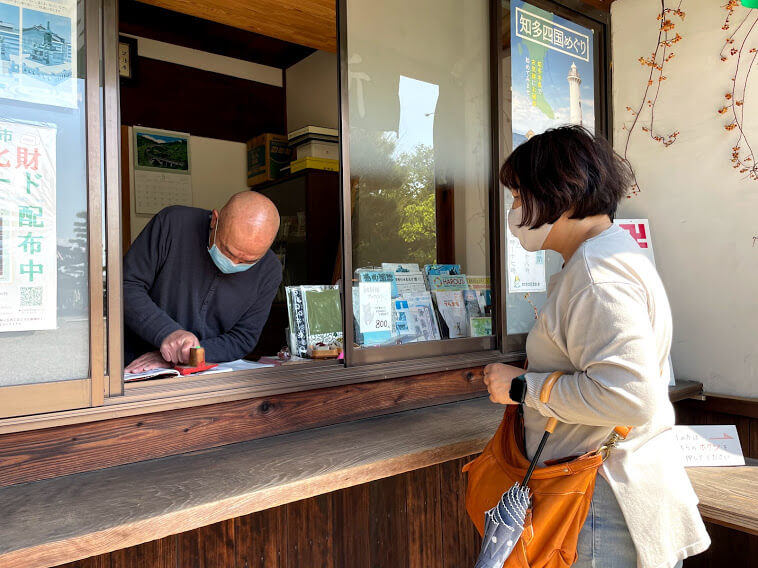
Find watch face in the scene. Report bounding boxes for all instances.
[119,42,131,78]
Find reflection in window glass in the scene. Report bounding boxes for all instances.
[0,0,90,385]
[503,0,596,335]
[347,0,491,347]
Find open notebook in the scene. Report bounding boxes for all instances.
[124,359,275,383]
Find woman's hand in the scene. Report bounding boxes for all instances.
[483,363,527,405]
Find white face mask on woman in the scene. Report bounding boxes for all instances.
[507,206,554,252]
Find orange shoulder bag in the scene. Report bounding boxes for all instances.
[463,372,630,568]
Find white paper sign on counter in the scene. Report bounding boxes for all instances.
[674,425,745,467]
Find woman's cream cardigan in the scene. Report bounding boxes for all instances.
[522,225,710,568]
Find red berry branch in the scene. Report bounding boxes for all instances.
[719,0,758,180]
[622,0,685,197]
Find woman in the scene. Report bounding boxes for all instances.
[483,126,709,568]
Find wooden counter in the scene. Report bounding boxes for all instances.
[687,459,758,536]
[0,397,502,568]
[0,380,727,568]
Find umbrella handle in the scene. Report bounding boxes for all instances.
[539,373,563,434]
[520,372,563,487]
[539,372,564,403]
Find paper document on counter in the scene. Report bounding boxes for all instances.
[125,359,274,382]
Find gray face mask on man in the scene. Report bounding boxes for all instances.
[507,206,554,252]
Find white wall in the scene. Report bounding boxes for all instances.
[612,0,758,397]
[129,129,248,240]
[285,51,339,131]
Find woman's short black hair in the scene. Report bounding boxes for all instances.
[500,125,630,228]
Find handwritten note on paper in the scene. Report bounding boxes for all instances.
[674,425,745,467]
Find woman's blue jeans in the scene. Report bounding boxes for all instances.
[574,475,684,568]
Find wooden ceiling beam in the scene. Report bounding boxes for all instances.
[138,0,613,56]
[137,0,337,53]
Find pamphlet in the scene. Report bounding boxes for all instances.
[394,271,428,296]
[382,262,421,273]
[470,316,493,337]
[358,281,393,345]
[394,292,441,342]
[286,286,309,357]
[467,276,491,290]
[462,290,483,318]
[424,264,461,276]
[356,269,399,298]
[434,291,469,338]
[428,273,469,292]
[301,285,342,346]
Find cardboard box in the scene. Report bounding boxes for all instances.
[247,133,291,186]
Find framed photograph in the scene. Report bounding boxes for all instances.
[118,35,138,83]
[133,127,191,174]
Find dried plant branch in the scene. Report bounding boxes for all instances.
[622,0,685,197]
[720,1,758,180]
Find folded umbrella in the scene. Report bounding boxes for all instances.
[473,374,562,568]
[473,413,557,568]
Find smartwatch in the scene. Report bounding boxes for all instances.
[509,374,527,404]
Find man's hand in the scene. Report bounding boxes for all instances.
[160,329,200,364]
[125,351,171,373]
[483,363,526,405]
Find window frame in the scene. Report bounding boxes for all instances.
[499,0,612,354]
[0,0,612,429]
[338,0,505,366]
[0,0,108,419]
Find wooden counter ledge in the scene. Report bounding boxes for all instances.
[0,380,718,568]
[0,398,502,568]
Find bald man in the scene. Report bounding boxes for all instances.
[123,192,282,372]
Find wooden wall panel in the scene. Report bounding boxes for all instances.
[55,556,110,568]
[234,507,287,568]
[286,495,334,567]
[120,57,286,143]
[51,456,481,568]
[440,457,482,568]
[406,466,443,567]
[369,475,408,567]
[111,537,177,568]
[676,398,758,460]
[332,485,370,568]
[177,519,236,568]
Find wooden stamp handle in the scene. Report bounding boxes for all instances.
[189,346,205,367]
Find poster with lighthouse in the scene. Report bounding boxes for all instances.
[510,0,595,148]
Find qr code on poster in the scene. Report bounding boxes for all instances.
[20,287,43,307]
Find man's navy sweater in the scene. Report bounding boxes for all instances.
[123,206,282,365]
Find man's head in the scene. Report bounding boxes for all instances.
[208,191,280,268]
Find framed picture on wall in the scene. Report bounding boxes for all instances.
[133,127,192,174]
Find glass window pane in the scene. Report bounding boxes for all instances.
[347,0,492,348]
[0,0,90,385]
